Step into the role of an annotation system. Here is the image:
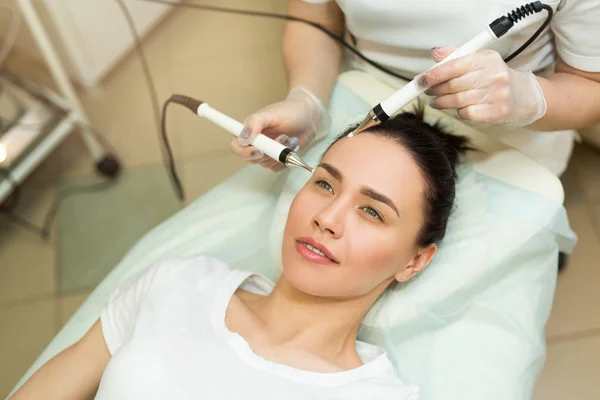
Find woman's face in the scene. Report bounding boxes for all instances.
[282,133,436,299]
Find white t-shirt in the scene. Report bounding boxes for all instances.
[97,256,418,399]
[304,0,600,176]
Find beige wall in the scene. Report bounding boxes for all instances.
[0,1,173,86]
[0,1,45,61]
[0,0,79,90]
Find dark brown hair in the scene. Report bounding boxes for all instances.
[327,107,474,246]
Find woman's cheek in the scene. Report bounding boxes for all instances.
[287,192,309,224]
[347,228,406,278]
[346,226,387,264]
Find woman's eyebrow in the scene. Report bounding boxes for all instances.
[318,163,399,217]
[318,163,342,181]
[360,187,400,217]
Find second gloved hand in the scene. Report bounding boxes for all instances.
[231,87,330,172]
[423,46,547,128]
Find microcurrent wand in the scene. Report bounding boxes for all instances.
[349,1,552,136]
[169,95,314,173]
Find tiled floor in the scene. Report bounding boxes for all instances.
[1,2,600,398]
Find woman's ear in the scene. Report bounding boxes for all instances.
[395,244,437,282]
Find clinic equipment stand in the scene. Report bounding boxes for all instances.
[0,0,120,205]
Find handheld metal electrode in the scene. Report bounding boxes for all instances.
[170,95,314,173]
[349,1,548,137]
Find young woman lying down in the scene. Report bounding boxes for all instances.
[12,108,472,400]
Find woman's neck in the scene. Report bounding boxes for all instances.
[246,275,387,365]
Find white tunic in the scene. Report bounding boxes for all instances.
[304,0,600,175]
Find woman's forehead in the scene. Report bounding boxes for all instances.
[321,135,425,206]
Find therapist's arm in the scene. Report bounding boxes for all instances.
[283,0,345,105]
[230,0,345,170]
[530,57,600,131]
[10,319,110,400]
[425,48,600,131]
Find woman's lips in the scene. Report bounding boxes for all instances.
[295,242,338,265]
[295,238,339,265]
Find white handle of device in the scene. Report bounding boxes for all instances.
[196,103,286,161]
[380,27,496,116]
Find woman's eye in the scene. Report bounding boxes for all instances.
[316,180,334,194]
[362,206,383,221]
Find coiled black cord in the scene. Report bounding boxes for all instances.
[504,4,554,63]
[507,3,542,23]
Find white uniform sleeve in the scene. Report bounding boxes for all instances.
[551,0,600,72]
[100,262,163,355]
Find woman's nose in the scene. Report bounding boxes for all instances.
[313,205,344,239]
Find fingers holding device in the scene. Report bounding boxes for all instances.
[348,1,553,137]
[425,46,546,127]
[231,87,330,172]
[169,95,314,174]
[231,133,299,173]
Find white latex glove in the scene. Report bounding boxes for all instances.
[424,46,547,128]
[231,87,330,172]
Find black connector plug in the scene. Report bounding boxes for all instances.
[489,1,544,38]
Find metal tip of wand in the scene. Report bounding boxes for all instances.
[349,109,381,137]
[285,152,314,174]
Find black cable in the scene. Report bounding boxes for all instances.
[115,0,185,201]
[139,0,414,82]
[160,97,185,200]
[504,4,554,63]
[139,0,553,68]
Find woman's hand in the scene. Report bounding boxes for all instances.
[423,46,547,128]
[230,87,330,172]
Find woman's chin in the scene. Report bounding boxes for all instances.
[280,261,339,298]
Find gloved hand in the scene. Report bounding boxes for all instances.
[231,87,330,172]
[423,46,547,128]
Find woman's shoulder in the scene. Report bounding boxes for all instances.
[149,255,234,289]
